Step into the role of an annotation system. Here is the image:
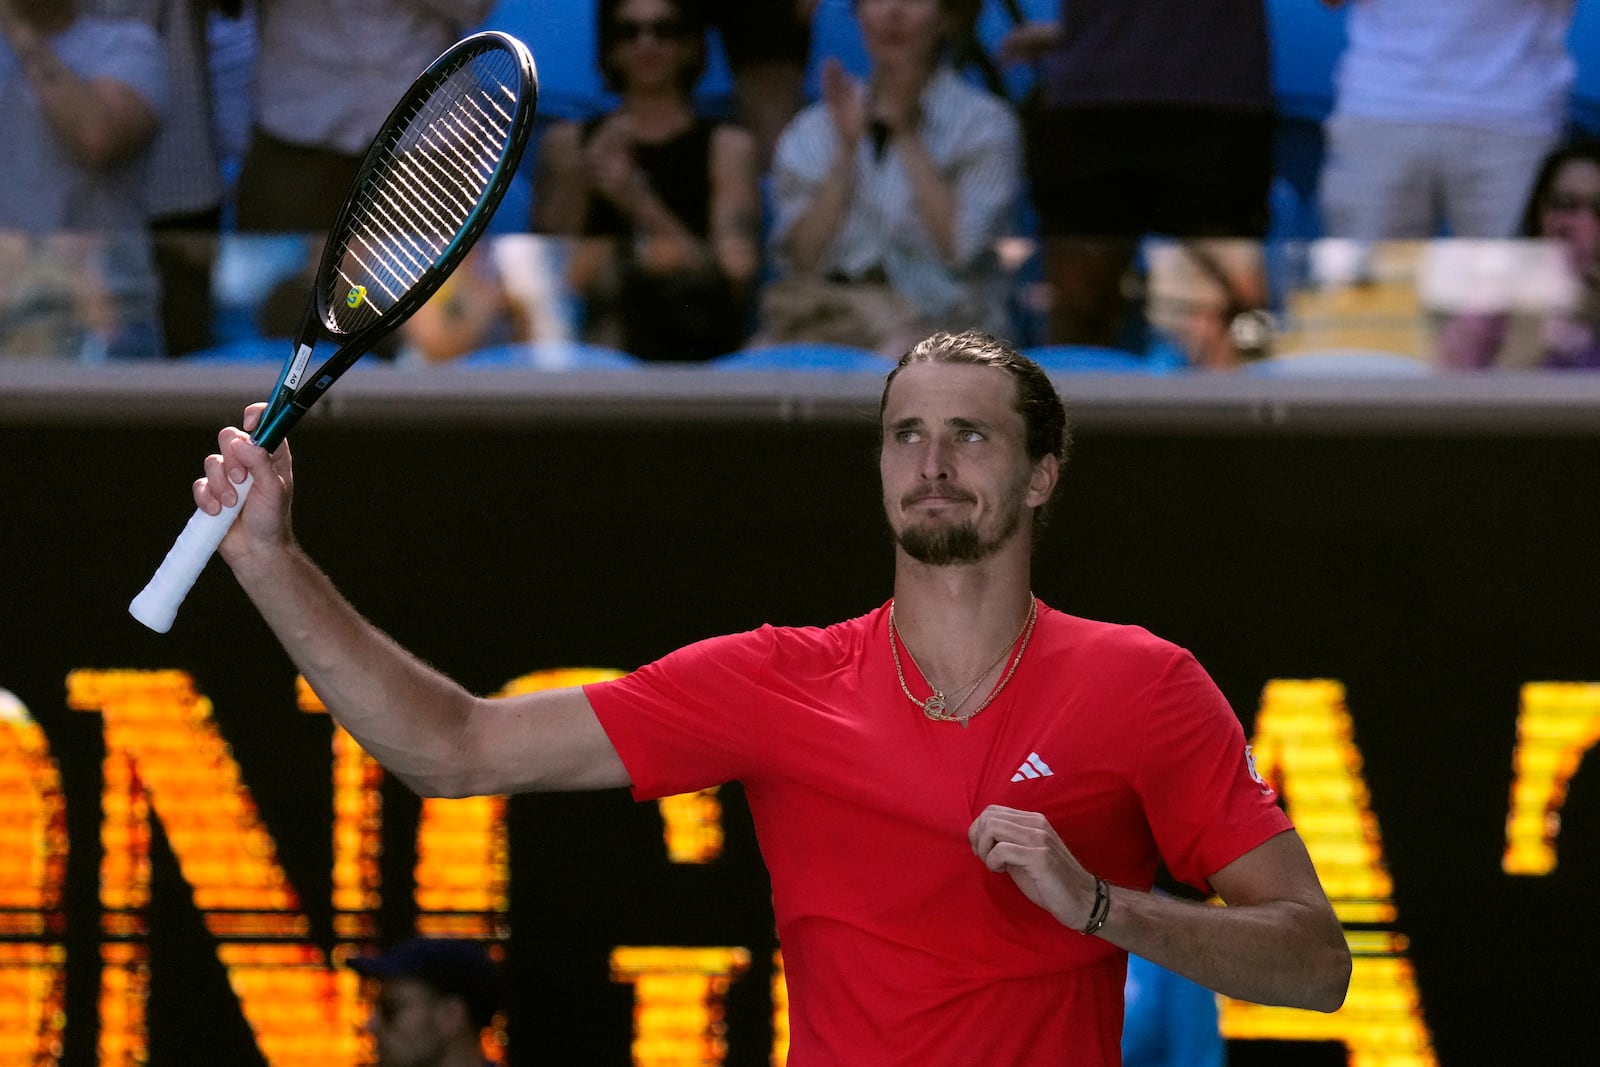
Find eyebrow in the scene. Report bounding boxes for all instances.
[885,416,994,434]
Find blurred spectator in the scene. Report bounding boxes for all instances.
[706,0,817,168]
[348,938,502,1067]
[1431,140,1600,370]
[1318,0,1576,240]
[533,0,761,362]
[234,0,494,232]
[1140,239,1273,371]
[999,0,1273,351]
[762,0,1020,355]
[1123,951,1226,1067]
[0,0,166,359]
[86,0,245,356]
[399,236,570,363]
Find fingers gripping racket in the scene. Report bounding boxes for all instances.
[130,31,538,633]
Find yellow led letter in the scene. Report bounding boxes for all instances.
[610,946,750,1067]
[1227,680,1437,1067]
[69,670,360,1066]
[0,689,68,1065]
[1503,682,1600,875]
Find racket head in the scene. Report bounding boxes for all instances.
[310,30,539,371]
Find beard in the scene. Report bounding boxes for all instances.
[895,507,1022,565]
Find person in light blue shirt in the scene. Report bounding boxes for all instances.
[0,0,166,358]
[1319,0,1577,239]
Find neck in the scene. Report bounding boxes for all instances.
[890,554,1035,686]
[620,89,694,135]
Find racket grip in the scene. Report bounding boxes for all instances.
[128,475,254,633]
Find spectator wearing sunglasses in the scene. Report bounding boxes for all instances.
[533,0,761,362]
[349,938,502,1067]
[1433,140,1600,370]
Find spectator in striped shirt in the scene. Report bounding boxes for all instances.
[760,0,1021,355]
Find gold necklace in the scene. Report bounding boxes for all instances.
[889,595,1038,727]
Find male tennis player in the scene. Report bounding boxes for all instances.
[196,329,1351,1064]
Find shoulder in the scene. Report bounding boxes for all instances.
[927,68,1019,128]
[764,606,883,663]
[1032,605,1221,702]
[61,16,165,103]
[60,16,162,65]
[1035,604,1187,663]
[774,101,835,159]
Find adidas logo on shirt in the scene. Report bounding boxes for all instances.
[1010,752,1053,782]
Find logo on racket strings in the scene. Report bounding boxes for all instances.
[346,285,368,309]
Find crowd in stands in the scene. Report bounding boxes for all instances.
[1,0,1598,372]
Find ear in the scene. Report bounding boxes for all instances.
[1025,453,1059,509]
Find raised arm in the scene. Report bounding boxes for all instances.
[774,58,865,273]
[969,811,1351,1011]
[1,13,160,169]
[196,405,631,798]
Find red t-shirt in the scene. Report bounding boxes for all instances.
[585,601,1290,1066]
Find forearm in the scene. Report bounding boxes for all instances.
[15,43,156,167]
[893,132,958,261]
[229,542,488,797]
[1096,886,1350,1012]
[782,149,857,273]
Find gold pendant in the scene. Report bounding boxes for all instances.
[924,691,948,720]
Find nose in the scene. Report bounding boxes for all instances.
[919,437,951,480]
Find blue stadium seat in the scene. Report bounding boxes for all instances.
[456,340,641,369]
[183,338,293,364]
[1571,0,1600,135]
[1265,0,1347,123]
[1023,345,1179,375]
[712,342,885,372]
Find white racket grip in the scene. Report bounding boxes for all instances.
[129,475,254,633]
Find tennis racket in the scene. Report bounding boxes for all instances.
[129,30,538,633]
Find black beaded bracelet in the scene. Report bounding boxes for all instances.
[1081,876,1111,936]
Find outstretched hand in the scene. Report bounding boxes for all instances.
[968,805,1100,930]
[821,57,867,150]
[195,403,296,563]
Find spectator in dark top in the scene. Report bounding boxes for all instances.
[533,0,761,362]
[1000,0,1274,352]
[348,938,502,1067]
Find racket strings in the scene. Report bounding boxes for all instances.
[326,50,523,334]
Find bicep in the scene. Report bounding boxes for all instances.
[87,80,160,163]
[465,685,631,795]
[1207,830,1329,910]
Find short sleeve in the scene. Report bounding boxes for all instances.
[1135,650,1291,889]
[583,628,776,801]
